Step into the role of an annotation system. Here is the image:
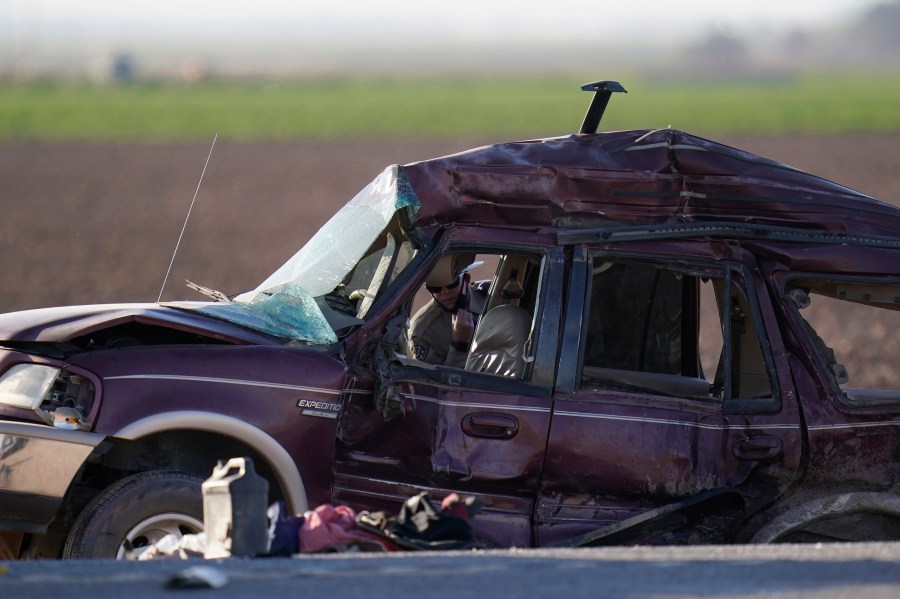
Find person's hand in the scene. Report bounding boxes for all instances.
[451,309,475,344]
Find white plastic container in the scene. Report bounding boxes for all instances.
[202,457,269,559]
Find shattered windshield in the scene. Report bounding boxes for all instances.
[193,165,420,344]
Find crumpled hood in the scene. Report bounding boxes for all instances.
[0,303,278,344]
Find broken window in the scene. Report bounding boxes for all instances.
[193,165,420,343]
[787,277,900,404]
[581,257,773,403]
[404,250,545,381]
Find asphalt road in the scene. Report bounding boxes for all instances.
[2,543,900,598]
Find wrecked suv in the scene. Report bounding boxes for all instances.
[1,81,899,559]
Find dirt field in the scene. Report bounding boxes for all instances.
[1,134,898,313]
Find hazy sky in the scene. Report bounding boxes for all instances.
[5,0,875,43]
[2,0,886,76]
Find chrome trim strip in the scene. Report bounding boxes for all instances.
[405,394,550,414]
[552,410,800,431]
[808,421,900,431]
[332,484,404,502]
[538,514,634,523]
[625,142,709,152]
[105,374,340,396]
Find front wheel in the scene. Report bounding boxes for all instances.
[63,470,204,559]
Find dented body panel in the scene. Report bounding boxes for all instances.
[403,130,898,238]
[334,376,552,547]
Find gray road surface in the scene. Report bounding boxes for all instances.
[2,542,900,598]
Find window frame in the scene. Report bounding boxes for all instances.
[386,242,563,397]
[781,271,900,409]
[564,246,781,414]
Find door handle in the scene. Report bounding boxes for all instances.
[732,435,782,460]
[461,412,519,439]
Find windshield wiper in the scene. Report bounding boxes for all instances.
[186,280,232,303]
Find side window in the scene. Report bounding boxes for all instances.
[584,261,685,374]
[406,250,545,381]
[787,278,900,404]
[581,257,773,402]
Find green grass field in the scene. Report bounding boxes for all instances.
[2,73,899,141]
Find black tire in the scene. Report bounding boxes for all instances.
[62,470,205,559]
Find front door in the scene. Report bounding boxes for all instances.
[333,246,564,548]
[334,374,553,547]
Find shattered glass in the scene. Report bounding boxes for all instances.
[199,284,337,344]
[194,165,420,344]
[238,165,418,302]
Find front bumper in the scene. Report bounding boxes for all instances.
[0,421,105,533]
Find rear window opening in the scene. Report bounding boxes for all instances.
[788,278,900,406]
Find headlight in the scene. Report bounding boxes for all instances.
[0,363,61,410]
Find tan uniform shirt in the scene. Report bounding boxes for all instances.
[408,286,485,368]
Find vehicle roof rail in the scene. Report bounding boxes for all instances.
[579,80,627,134]
[558,221,900,249]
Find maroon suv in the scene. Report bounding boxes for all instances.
[1,82,898,558]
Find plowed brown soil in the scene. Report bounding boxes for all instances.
[1,135,898,312]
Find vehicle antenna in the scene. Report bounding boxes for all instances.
[157,134,218,303]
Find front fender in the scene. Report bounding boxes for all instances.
[0,421,105,533]
[114,411,309,514]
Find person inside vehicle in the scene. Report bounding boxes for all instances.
[408,254,486,368]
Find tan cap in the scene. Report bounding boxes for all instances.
[425,255,459,288]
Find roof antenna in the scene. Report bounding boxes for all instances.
[157,133,218,303]
[579,80,627,134]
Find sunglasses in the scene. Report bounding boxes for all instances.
[425,278,461,294]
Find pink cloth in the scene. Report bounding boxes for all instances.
[299,504,376,553]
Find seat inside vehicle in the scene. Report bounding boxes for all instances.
[465,304,533,378]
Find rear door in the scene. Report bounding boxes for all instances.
[537,243,802,546]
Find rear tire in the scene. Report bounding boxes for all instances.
[62,470,204,559]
